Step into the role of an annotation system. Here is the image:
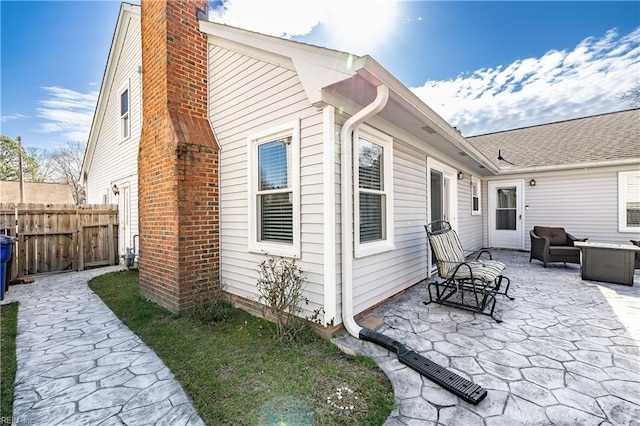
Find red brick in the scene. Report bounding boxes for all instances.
[139,0,220,312]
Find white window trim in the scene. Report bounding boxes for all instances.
[618,170,640,232]
[471,175,481,215]
[247,120,300,258]
[118,80,131,142]
[353,124,394,258]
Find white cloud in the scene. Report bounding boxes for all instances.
[208,0,399,55]
[411,28,640,136]
[0,113,28,123]
[37,86,98,143]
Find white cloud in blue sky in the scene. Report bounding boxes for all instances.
[412,28,640,136]
[37,86,98,143]
[209,0,638,136]
[209,0,399,55]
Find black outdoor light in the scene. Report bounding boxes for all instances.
[529,179,536,186]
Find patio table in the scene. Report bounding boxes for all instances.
[574,241,639,286]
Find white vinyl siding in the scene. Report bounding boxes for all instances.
[457,177,483,252]
[352,139,427,315]
[208,43,325,319]
[483,166,640,250]
[618,170,640,232]
[85,11,140,257]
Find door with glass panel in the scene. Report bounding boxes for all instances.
[488,180,524,249]
[427,158,458,271]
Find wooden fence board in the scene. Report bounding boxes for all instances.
[0,203,119,279]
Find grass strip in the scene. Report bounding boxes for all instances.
[89,270,394,425]
[1,302,19,420]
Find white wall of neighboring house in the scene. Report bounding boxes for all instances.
[482,164,640,251]
[85,8,141,258]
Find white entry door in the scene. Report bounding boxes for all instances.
[488,180,524,249]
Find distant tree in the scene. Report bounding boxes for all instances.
[618,84,640,108]
[0,135,47,182]
[46,140,87,204]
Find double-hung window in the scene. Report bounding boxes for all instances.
[618,171,640,232]
[120,86,130,140]
[354,125,394,257]
[248,121,300,257]
[471,176,481,215]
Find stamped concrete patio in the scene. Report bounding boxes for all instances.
[334,249,640,426]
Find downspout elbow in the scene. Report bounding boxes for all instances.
[340,85,389,338]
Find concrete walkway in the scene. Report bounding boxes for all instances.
[334,250,640,425]
[1,267,204,426]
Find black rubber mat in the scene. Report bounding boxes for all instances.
[360,328,487,405]
[399,350,487,404]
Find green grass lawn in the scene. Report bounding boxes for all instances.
[1,302,18,420]
[89,270,394,425]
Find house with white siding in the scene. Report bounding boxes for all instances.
[81,3,141,258]
[83,1,639,331]
[466,109,640,252]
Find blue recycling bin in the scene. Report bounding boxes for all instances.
[1,236,15,301]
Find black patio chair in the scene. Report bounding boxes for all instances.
[424,221,514,322]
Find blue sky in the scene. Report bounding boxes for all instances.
[1,1,639,151]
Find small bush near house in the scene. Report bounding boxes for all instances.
[1,302,18,420]
[89,270,394,425]
[256,255,317,344]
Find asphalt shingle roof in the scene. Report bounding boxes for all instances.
[466,108,640,169]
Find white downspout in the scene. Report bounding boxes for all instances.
[340,84,389,338]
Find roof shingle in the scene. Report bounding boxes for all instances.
[466,109,640,169]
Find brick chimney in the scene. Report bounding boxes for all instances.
[138,0,219,312]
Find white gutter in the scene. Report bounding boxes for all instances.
[340,85,389,338]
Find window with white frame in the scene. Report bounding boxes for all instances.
[248,121,300,257]
[471,176,481,215]
[619,170,640,232]
[354,125,394,257]
[120,86,130,140]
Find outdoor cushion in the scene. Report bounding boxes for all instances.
[429,231,465,277]
[548,246,580,256]
[429,230,505,281]
[533,226,568,246]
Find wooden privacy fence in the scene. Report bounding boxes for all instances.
[0,203,119,280]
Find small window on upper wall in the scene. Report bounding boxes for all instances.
[471,176,481,215]
[120,87,130,140]
[619,171,640,232]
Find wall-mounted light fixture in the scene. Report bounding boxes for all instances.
[457,171,464,180]
[112,183,120,196]
[529,179,536,187]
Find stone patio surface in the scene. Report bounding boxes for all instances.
[334,249,640,426]
[2,250,638,425]
[1,267,204,426]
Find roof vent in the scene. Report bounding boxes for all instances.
[422,125,436,134]
[458,152,468,157]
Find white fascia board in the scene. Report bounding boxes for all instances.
[494,158,640,175]
[82,3,140,181]
[358,57,500,174]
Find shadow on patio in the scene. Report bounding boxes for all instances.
[333,249,640,426]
